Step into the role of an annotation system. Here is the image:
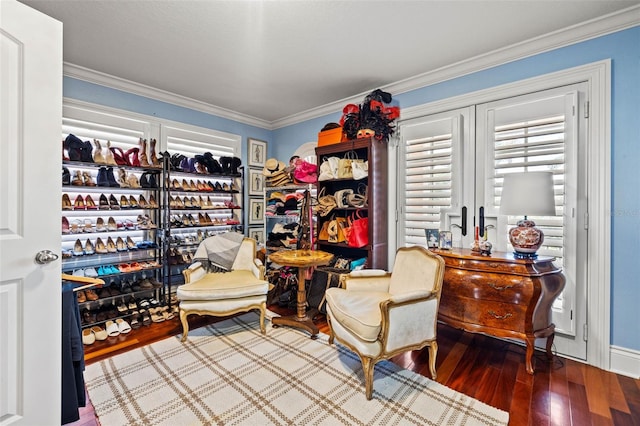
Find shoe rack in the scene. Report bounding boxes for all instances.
[161,154,244,295]
[62,135,166,345]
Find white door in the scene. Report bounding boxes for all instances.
[398,85,588,361]
[0,1,62,425]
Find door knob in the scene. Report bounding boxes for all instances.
[35,250,59,264]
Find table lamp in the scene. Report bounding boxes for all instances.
[499,171,556,258]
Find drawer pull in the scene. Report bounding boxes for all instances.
[488,310,513,320]
[487,283,514,291]
[488,262,500,268]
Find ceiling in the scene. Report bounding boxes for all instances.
[19,0,640,127]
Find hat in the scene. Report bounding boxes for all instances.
[263,158,286,176]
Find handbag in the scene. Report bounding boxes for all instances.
[334,188,354,208]
[293,159,318,183]
[337,151,356,179]
[318,218,331,241]
[352,159,368,180]
[327,217,348,243]
[346,183,367,208]
[318,156,339,181]
[347,210,368,248]
[314,187,337,217]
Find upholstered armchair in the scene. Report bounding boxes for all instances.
[325,246,445,399]
[177,237,269,341]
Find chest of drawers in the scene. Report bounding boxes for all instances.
[434,248,565,374]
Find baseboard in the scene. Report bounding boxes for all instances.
[609,345,640,379]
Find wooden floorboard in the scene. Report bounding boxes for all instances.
[73,306,640,426]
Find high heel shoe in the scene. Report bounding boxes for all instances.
[124,147,141,167]
[104,141,118,165]
[71,170,84,186]
[117,168,130,188]
[115,237,127,252]
[138,138,150,167]
[128,195,139,209]
[120,195,130,209]
[95,217,106,232]
[99,194,110,210]
[95,237,107,254]
[73,195,86,210]
[149,194,159,209]
[85,194,98,210]
[149,139,162,168]
[84,239,95,255]
[127,172,140,188]
[83,219,93,233]
[107,217,117,231]
[93,139,106,164]
[106,237,117,253]
[82,171,96,186]
[72,239,84,256]
[109,194,120,210]
[126,236,137,250]
[62,194,73,210]
[62,217,70,234]
[138,195,149,209]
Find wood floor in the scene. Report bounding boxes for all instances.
[75,306,640,426]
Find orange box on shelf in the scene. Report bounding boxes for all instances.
[318,127,343,146]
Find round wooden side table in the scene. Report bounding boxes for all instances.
[268,249,333,338]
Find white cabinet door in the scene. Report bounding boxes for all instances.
[0,1,62,424]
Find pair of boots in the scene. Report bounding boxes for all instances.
[96,167,119,187]
[63,134,93,163]
[220,156,242,175]
[138,138,162,168]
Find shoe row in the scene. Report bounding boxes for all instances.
[168,152,242,176]
[169,178,239,193]
[71,263,161,282]
[169,230,205,246]
[169,195,240,210]
[66,236,158,256]
[170,213,240,228]
[62,215,156,234]
[63,135,162,169]
[63,166,159,189]
[62,193,159,211]
[168,248,194,265]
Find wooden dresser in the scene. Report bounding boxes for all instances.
[434,248,565,374]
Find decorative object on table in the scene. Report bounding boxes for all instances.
[439,231,452,249]
[247,137,267,168]
[297,190,312,250]
[471,225,482,253]
[500,171,556,258]
[480,224,494,256]
[425,228,440,248]
[339,89,400,142]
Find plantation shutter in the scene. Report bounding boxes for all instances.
[161,124,240,160]
[491,113,566,259]
[398,113,462,247]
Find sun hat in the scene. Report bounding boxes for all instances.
[263,158,286,176]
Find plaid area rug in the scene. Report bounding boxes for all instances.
[84,313,508,425]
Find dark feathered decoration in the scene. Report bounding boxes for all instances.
[339,89,400,142]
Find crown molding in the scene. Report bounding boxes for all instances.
[64,5,639,131]
[63,63,271,130]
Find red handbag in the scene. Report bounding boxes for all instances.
[347,210,368,248]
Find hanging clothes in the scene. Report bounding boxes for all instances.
[61,283,86,424]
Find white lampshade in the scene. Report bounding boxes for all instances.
[500,172,556,217]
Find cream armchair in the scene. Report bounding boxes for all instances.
[177,237,269,341]
[325,246,445,399]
